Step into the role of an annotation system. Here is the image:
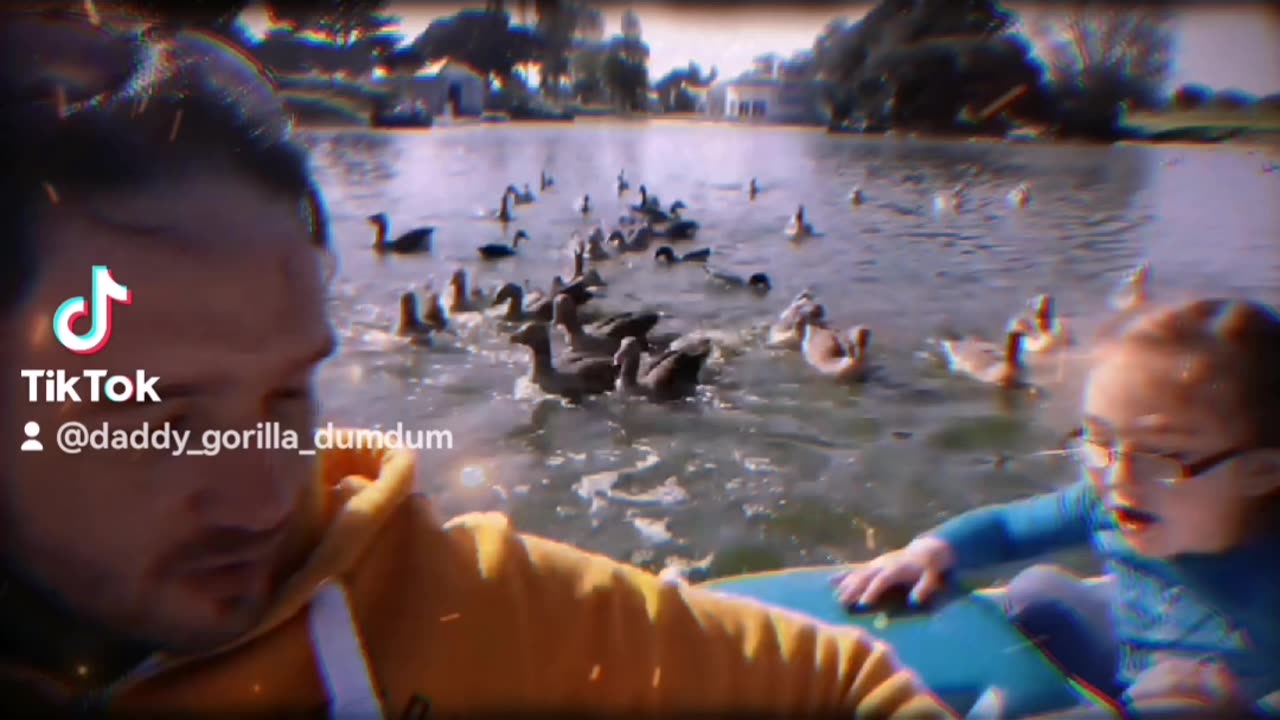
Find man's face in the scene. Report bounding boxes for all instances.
[1,171,334,653]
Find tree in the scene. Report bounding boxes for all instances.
[268,0,392,46]
[1034,5,1175,111]
[814,0,1041,133]
[413,9,542,88]
[654,61,716,112]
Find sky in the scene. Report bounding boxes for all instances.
[240,1,1280,95]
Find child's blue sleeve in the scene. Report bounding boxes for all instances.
[925,479,1099,570]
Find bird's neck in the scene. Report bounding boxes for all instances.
[526,339,554,379]
[618,354,641,389]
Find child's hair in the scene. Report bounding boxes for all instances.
[1093,297,1280,447]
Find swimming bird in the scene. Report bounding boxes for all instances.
[445,268,481,314]
[1111,262,1151,312]
[617,170,630,194]
[1008,183,1030,208]
[1009,294,1072,353]
[667,200,688,219]
[509,184,536,204]
[767,295,827,349]
[478,229,528,260]
[654,246,711,264]
[663,218,699,240]
[801,321,871,382]
[632,185,662,213]
[494,191,513,223]
[608,226,653,253]
[421,291,449,331]
[614,335,711,402]
[705,267,771,295]
[509,322,617,403]
[933,186,965,213]
[568,244,608,289]
[368,213,433,254]
[940,330,1026,388]
[396,292,434,342]
[784,205,815,239]
[495,281,594,323]
[585,234,612,262]
[849,186,864,206]
[554,295,661,356]
[748,178,759,200]
[576,194,592,215]
[540,170,555,191]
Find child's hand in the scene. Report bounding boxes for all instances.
[832,536,956,607]
[1125,655,1242,713]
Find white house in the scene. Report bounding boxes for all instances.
[370,60,487,117]
[705,54,823,124]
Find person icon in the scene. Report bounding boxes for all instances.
[21,421,43,452]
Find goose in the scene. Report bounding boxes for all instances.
[617,170,630,194]
[849,185,865,206]
[608,226,652,253]
[494,191,513,223]
[509,184,536,204]
[445,268,481,314]
[1009,294,1072,353]
[933,186,965,213]
[613,335,711,402]
[705,267,772,295]
[495,281,594,323]
[421,290,449,331]
[586,235,612,262]
[940,330,1026,388]
[1111,262,1151,312]
[553,295,661,356]
[1007,183,1030,208]
[478,229,528,260]
[396,292,434,342]
[663,218,699,240]
[767,295,826,349]
[784,205,815,239]
[568,244,608,289]
[576,194,592,215]
[540,170,555,191]
[632,185,662,213]
[509,322,617,403]
[654,246,711,264]
[801,321,871,382]
[748,177,759,200]
[667,200,688,219]
[368,213,433,254]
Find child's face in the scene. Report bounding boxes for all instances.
[1082,343,1272,557]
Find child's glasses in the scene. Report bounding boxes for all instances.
[1062,426,1251,485]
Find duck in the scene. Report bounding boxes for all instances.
[748,177,759,200]
[509,184,536,205]
[567,244,608,289]
[540,170,555,191]
[1008,183,1030,208]
[1009,294,1072,353]
[705,267,772,295]
[654,245,711,264]
[940,330,1026,388]
[784,205,815,239]
[576,194,592,215]
[667,200,688,219]
[478,229,528,260]
[494,191,514,223]
[1111,262,1151,312]
[617,170,630,194]
[583,235,611,262]
[801,321,871,382]
[632,185,662,213]
[767,294,827,349]
[509,322,617,403]
[553,294,661,356]
[849,185,865,206]
[396,292,434,342]
[613,335,711,402]
[368,213,433,254]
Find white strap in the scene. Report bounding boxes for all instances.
[309,580,384,719]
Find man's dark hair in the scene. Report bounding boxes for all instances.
[1,8,327,315]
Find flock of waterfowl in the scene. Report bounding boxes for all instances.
[366,170,1152,407]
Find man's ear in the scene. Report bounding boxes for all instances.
[1239,450,1280,497]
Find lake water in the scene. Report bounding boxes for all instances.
[302,120,1280,579]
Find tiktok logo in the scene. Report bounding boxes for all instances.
[52,265,132,355]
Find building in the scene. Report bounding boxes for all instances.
[370,60,487,117]
[704,51,824,124]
